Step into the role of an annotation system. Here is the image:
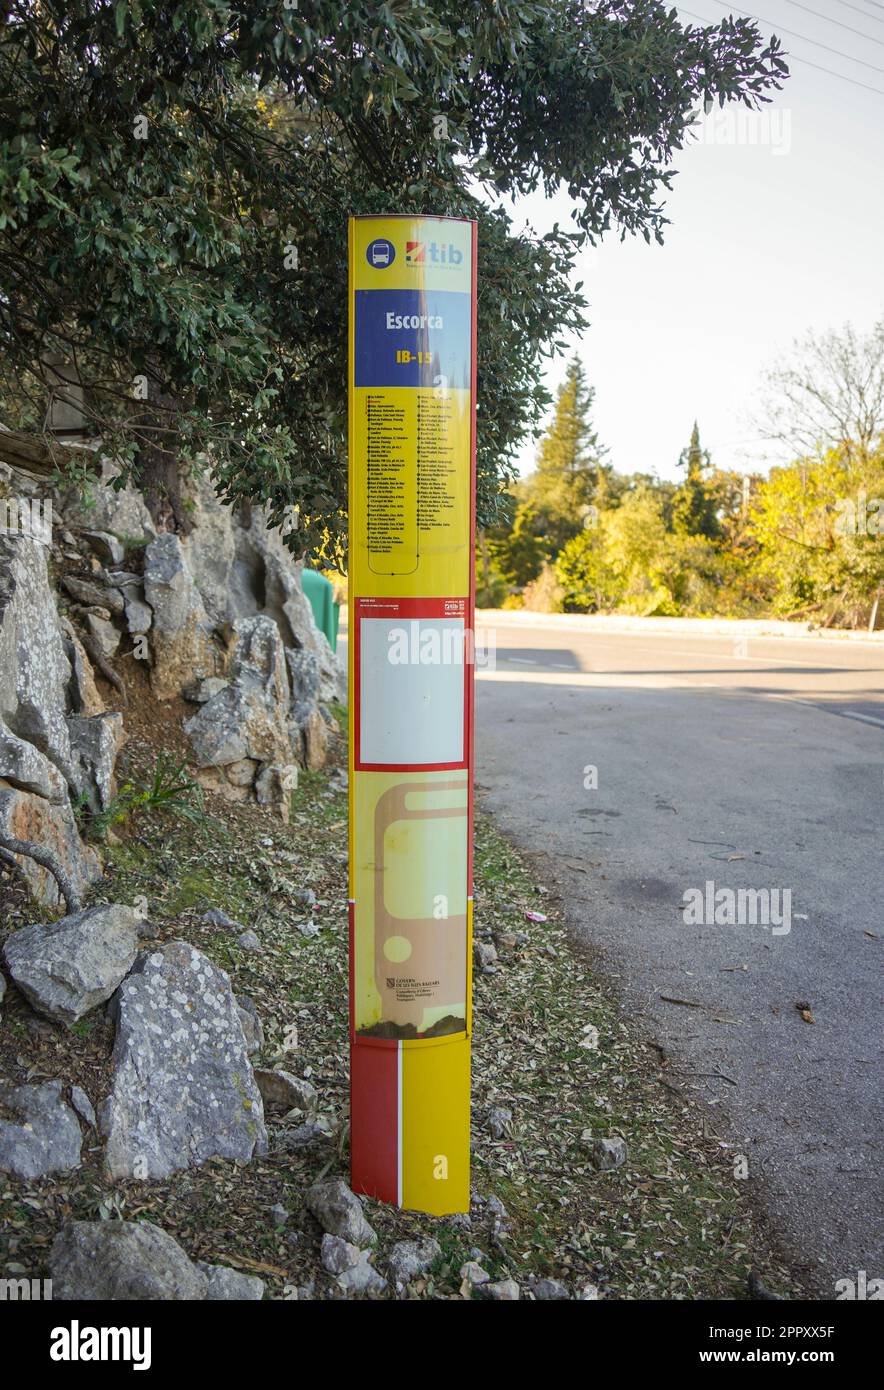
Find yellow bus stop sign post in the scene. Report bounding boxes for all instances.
[348,214,477,1214]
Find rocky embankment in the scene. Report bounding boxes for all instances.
[0,463,340,908]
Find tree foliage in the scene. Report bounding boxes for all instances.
[0,0,787,554]
[748,447,884,625]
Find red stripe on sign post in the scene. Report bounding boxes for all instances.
[350,1038,399,1205]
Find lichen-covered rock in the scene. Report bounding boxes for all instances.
[143,533,216,700]
[3,903,140,1024]
[123,592,152,636]
[254,762,297,821]
[67,711,125,812]
[474,940,498,971]
[486,1105,512,1140]
[293,707,327,772]
[0,1079,82,1178]
[459,1261,490,1291]
[101,941,267,1179]
[0,786,101,909]
[286,649,322,725]
[183,476,338,698]
[184,676,228,703]
[224,757,258,788]
[534,1278,570,1300]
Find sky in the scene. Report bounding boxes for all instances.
[504,0,884,484]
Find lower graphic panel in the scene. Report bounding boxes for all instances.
[352,769,468,1036]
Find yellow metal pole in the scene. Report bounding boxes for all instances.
[348,214,476,1213]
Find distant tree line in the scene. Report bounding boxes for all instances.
[478,320,884,631]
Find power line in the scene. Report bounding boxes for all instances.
[713,5,884,74]
[833,0,884,27]
[784,50,884,92]
[677,5,884,95]
[789,0,884,44]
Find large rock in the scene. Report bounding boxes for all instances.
[66,712,125,812]
[60,462,157,545]
[3,903,140,1024]
[321,1235,387,1295]
[588,1135,628,1172]
[196,1262,265,1300]
[184,475,337,692]
[60,620,104,716]
[235,995,264,1055]
[305,1177,378,1247]
[123,591,152,636]
[387,1237,442,1288]
[182,472,237,628]
[83,530,125,566]
[50,1220,267,1301]
[142,476,339,771]
[61,575,126,615]
[0,534,74,780]
[83,610,120,658]
[0,1079,82,1178]
[226,503,339,702]
[0,785,101,909]
[184,616,296,771]
[253,1068,317,1113]
[286,650,330,768]
[143,533,217,700]
[101,941,267,1178]
[0,720,68,802]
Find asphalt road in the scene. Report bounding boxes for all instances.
[474,619,884,1294]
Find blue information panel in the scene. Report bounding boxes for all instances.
[353,289,472,389]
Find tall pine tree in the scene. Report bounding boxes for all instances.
[672,420,720,539]
[517,359,607,556]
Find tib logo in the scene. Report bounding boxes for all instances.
[406,241,463,267]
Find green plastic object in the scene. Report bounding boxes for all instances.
[301,567,339,652]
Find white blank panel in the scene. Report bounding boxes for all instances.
[360,617,464,765]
